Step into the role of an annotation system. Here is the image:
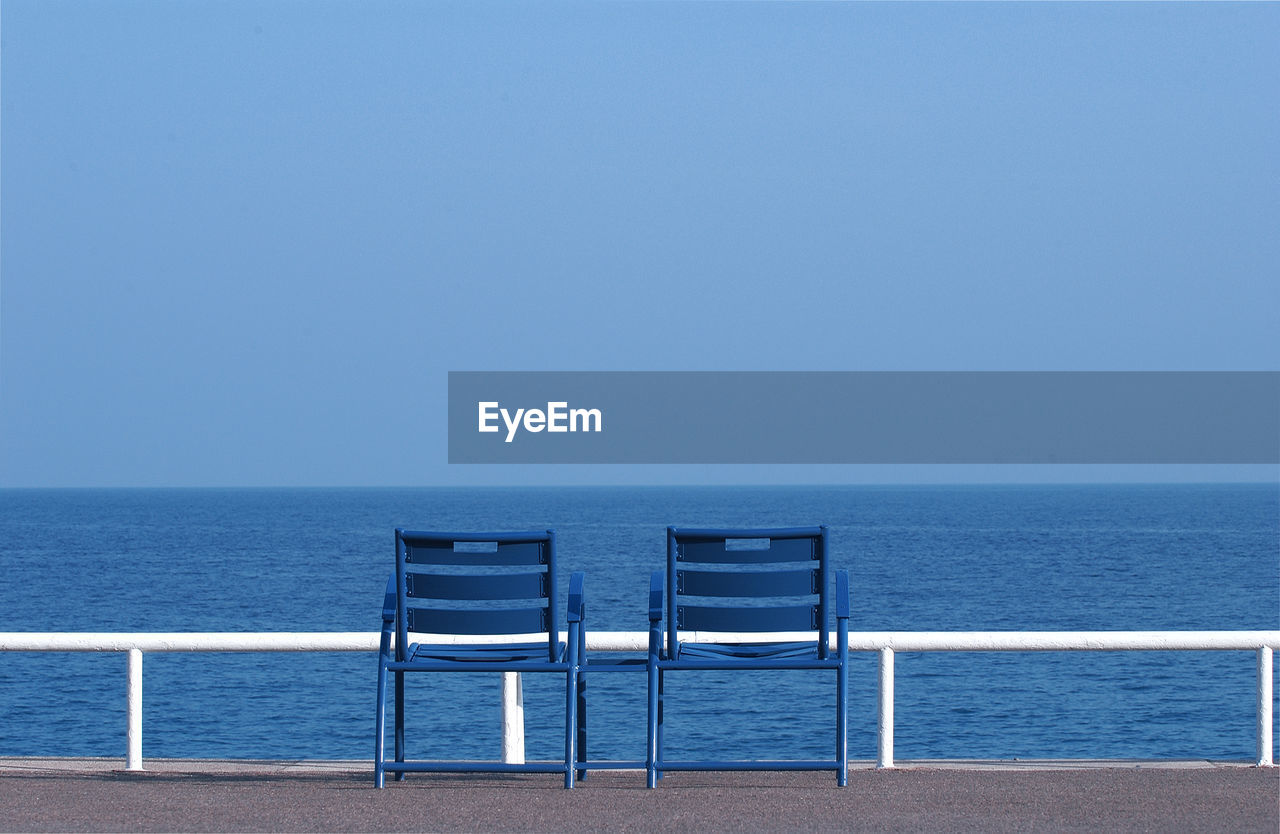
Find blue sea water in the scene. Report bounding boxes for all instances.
[0,484,1276,763]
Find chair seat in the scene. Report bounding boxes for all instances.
[676,640,821,661]
[408,640,566,664]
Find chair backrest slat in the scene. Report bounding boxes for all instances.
[406,572,546,601]
[677,568,817,598]
[403,538,548,566]
[676,535,816,564]
[677,604,818,632]
[407,606,548,636]
[667,525,830,657]
[395,528,559,660]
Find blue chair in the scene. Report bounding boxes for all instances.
[646,526,849,787]
[375,529,584,788]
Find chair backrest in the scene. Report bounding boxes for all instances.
[395,528,559,661]
[667,525,830,658]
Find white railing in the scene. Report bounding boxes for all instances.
[1,631,1276,771]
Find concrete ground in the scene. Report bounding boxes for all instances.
[0,758,1275,833]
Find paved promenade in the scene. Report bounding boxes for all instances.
[0,758,1275,833]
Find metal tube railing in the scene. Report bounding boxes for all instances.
[878,646,894,769]
[2,630,1276,771]
[1259,645,1274,766]
[127,648,142,770]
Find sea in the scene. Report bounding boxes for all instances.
[1,484,1276,764]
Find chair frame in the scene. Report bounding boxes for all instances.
[375,528,584,788]
[646,525,850,787]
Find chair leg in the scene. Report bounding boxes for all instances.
[837,661,849,787]
[374,659,387,788]
[646,663,659,788]
[657,668,665,781]
[394,670,406,781]
[576,670,587,781]
[564,668,578,789]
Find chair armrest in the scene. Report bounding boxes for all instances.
[835,570,850,620]
[648,571,665,660]
[568,572,585,623]
[381,574,397,625]
[648,571,664,624]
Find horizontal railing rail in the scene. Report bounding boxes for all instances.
[1,631,1275,771]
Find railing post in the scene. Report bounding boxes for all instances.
[878,646,894,769]
[1259,646,1273,767]
[126,648,143,771]
[501,671,525,764]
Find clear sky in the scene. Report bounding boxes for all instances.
[2,1,1276,487]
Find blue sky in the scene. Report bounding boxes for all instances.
[2,1,1277,487]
